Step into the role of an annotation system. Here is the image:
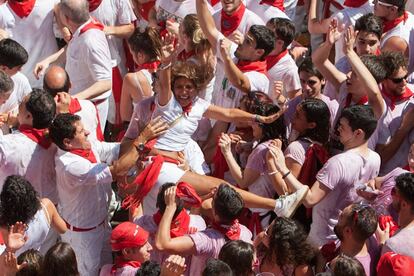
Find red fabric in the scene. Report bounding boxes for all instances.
[69,98,82,114]
[69,148,97,163]
[137,0,155,21]
[177,50,195,61]
[87,0,103,12]
[112,258,141,273]
[210,0,220,6]
[122,155,180,209]
[212,220,241,240]
[266,49,288,70]
[137,61,160,71]
[182,102,192,115]
[247,212,263,236]
[8,0,36,18]
[112,66,123,126]
[383,12,408,33]
[212,144,229,179]
[19,125,51,149]
[153,209,191,237]
[221,3,246,37]
[375,48,381,56]
[111,222,149,251]
[123,39,136,72]
[377,252,414,276]
[343,0,368,8]
[176,182,202,207]
[297,0,304,5]
[320,241,340,262]
[80,18,104,35]
[0,232,4,244]
[378,215,399,237]
[344,94,368,108]
[259,0,285,11]
[93,104,104,142]
[237,60,267,75]
[322,0,344,19]
[382,86,413,110]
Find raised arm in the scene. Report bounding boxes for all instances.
[308,0,331,34]
[196,0,220,50]
[157,33,176,106]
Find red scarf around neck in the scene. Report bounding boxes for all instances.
[382,86,413,110]
[259,0,285,11]
[266,49,288,70]
[153,209,191,237]
[177,50,195,61]
[80,18,104,35]
[182,102,192,115]
[19,125,51,149]
[212,219,241,240]
[69,149,97,163]
[88,0,103,12]
[237,60,267,75]
[8,0,36,18]
[343,0,368,8]
[221,3,246,37]
[137,61,160,71]
[344,93,368,108]
[383,11,409,33]
[112,257,141,273]
[69,98,82,114]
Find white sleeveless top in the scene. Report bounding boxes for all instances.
[132,69,153,109]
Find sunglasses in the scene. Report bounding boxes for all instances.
[389,74,408,84]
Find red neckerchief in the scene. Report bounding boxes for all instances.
[182,102,192,115]
[79,18,104,35]
[343,0,368,8]
[237,60,267,75]
[87,0,103,12]
[210,0,220,6]
[137,61,160,71]
[266,49,288,70]
[176,182,202,207]
[19,125,51,149]
[383,11,409,33]
[212,219,241,240]
[259,0,285,11]
[177,50,195,61]
[112,257,141,273]
[322,0,344,19]
[153,209,191,237]
[378,215,399,237]
[69,148,97,163]
[69,98,82,114]
[8,0,36,18]
[382,86,413,110]
[221,3,246,37]
[344,93,368,108]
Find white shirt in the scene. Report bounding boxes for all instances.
[0,72,31,114]
[65,19,112,101]
[0,0,59,88]
[156,0,213,24]
[212,7,265,36]
[381,11,414,48]
[75,99,101,142]
[246,0,289,23]
[0,131,58,203]
[55,141,119,228]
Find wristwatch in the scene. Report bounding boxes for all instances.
[135,142,145,152]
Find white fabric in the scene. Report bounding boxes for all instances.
[94,97,109,133]
[156,0,213,23]
[212,7,265,36]
[0,72,31,114]
[323,56,352,100]
[75,99,101,142]
[284,0,298,20]
[65,19,112,101]
[184,138,210,175]
[245,0,289,23]
[0,0,59,88]
[267,53,301,99]
[380,11,414,48]
[0,132,58,203]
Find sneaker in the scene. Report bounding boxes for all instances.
[274,186,309,218]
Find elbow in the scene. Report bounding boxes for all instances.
[154,239,166,252]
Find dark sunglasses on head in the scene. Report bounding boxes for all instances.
[389,74,408,84]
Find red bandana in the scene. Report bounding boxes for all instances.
[344,94,368,108]
[69,98,82,114]
[87,0,103,12]
[212,220,241,240]
[382,86,413,110]
[137,61,160,71]
[383,11,409,33]
[266,49,288,70]
[69,149,97,163]
[259,0,285,11]
[343,0,368,8]
[210,0,220,6]
[153,209,191,237]
[19,125,51,149]
[182,102,192,115]
[112,257,141,273]
[8,0,36,18]
[177,50,195,61]
[176,182,202,207]
[221,3,246,37]
[237,60,267,75]
[80,18,104,35]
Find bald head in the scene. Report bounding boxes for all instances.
[43,66,71,97]
[60,0,90,25]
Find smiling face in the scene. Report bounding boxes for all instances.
[383,66,409,96]
[173,77,198,107]
[64,120,91,150]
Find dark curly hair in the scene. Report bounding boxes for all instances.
[0,175,41,227]
[265,217,316,276]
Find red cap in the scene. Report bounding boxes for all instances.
[110,222,149,251]
[377,252,414,276]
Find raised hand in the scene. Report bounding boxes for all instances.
[164,186,177,208]
[343,26,357,55]
[7,222,28,253]
[160,33,177,65]
[228,30,244,45]
[219,38,232,60]
[272,81,287,106]
[218,133,232,155]
[327,18,342,45]
[257,105,287,124]
[139,116,169,142]
[160,255,187,276]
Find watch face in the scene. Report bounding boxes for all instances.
[138,143,145,151]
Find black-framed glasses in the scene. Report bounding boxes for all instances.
[389,74,408,84]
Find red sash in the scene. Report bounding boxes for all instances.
[8,0,36,18]
[383,12,408,33]
[259,0,285,11]
[177,50,195,61]
[112,258,141,273]
[69,149,97,163]
[137,61,160,71]
[69,98,82,114]
[87,0,103,12]
[382,86,413,110]
[212,220,241,240]
[153,209,191,237]
[19,125,51,149]
[344,94,368,108]
[112,66,123,126]
[266,49,288,70]
[93,105,104,142]
[237,60,267,75]
[221,3,246,37]
[79,18,104,35]
[343,0,368,8]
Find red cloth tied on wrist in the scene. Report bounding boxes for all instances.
[259,0,285,11]
[176,182,202,208]
[237,60,267,75]
[8,0,36,18]
[378,215,399,237]
[221,3,246,37]
[153,208,191,237]
[69,148,97,163]
[68,98,82,114]
[383,12,408,33]
[111,222,149,251]
[382,86,413,110]
[19,125,52,149]
[212,219,241,240]
[80,18,104,35]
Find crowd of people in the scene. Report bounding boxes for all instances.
[0,0,414,275]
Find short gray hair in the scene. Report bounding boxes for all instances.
[60,0,90,25]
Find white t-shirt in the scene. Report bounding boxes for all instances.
[0,0,59,88]
[0,72,31,114]
[156,0,213,24]
[245,0,289,23]
[381,11,414,48]
[74,99,101,142]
